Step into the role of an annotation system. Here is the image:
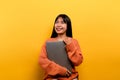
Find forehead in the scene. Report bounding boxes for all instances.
[56,17,64,21]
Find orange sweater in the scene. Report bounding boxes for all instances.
[39,38,83,80]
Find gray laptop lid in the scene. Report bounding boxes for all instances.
[46,41,72,72]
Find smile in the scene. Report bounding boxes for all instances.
[56,27,63,31]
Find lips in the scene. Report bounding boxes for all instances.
[56,27,63,31]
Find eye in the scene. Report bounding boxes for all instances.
[55,21,59,24]
[61,21,65,24]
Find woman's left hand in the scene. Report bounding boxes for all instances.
[63,37,72,45]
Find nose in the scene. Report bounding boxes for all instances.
[56,22,61,27]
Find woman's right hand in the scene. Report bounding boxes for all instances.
[65,69,72,77]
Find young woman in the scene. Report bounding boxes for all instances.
[39,14,83,80]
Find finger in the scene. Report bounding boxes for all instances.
[64,38,69,44]
[66,72,70,77]
[67,70,72,74]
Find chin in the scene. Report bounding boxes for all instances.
[57,33,62,34]
[56,31,63,34]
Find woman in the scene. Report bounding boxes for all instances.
[39,14,83,80]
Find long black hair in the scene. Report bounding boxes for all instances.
[51,14,73,38]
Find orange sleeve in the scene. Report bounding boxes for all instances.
[65,39,83,66]
[39,43,67,76]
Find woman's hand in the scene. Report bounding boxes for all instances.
[63,37,72,45]
[65,69,72,77]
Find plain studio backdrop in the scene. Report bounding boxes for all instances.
[0,0,120,80]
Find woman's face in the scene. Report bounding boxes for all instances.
[54,17,67,35]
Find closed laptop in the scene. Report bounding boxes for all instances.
[46,41,73,72]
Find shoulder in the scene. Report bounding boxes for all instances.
[68,37,78,42]
[68,37,80,46]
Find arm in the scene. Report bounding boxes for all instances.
[65,39,83,66]
[39,43,67,76]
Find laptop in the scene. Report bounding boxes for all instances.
[46,41,73,72]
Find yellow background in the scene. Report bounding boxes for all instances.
[0,0,120,80]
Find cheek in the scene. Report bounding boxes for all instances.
[54,24,56,27]
[54,24,57,28]
[64,25,67,30]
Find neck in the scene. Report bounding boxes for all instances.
[56,34,67,40]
